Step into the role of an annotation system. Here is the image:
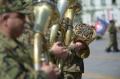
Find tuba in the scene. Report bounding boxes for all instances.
[64,2,81,46]
[49,0,81,70]
[33,0,59,71]
[49,0,78,46]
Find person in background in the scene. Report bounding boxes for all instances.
[106,20,120,52]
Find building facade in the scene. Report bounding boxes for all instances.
[81,0,120,26]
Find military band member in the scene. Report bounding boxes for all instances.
[106,20,120,52]
[0,11,61,79]
[50,24,96,79]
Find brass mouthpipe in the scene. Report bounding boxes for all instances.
[64,8,75,46]
[64,8,75,22]
[65,28,73,46]
[34,33,44,71]
[57,0,76,20]
[49,24,59,46]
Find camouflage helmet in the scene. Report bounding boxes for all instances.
[73,23,96,45]
[0,0,32,14]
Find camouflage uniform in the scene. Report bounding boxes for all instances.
[0,1,58,79]
[106,20,119,52]
[62,41,89,79]
[62,52,84,79]
[0,33,48,79]
[49,44,85,79]
[61,24,96,79]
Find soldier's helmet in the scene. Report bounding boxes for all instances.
[109,19,115,24]
[0,0,32,14]
[72,23,96,58]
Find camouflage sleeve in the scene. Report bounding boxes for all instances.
[0,53,20,79]
[108,25,114,33]
[68,43,90,59]
[0,37,20,79]
[36,71,49,79]
[108,25,112,33]
[0,48,49,79]
[25,70,48,79]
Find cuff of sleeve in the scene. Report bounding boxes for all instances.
[38,70,48,79]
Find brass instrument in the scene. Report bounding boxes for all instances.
[65,3,80,46]
[33,0,59,71]
[49,0,80,70]
[64,7,75,46]
[73,24,96,58]
[50,0,78,46]
[57,0,75,20]
[73,24,96,45]
[58,2,81,69]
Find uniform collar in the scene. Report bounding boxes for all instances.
[0,33,17,50]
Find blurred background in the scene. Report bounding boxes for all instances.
[74,0,120,79]
[82,32,120,79]
[75,0,120,39]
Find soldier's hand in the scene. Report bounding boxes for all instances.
[50,41,69,59]
[69,41,85,52]
[41,62,61,79]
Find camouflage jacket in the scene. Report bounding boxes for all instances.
[50,49,84,73]
[0,33,48,79]
[108,24,117,34]
[63,49,84,73]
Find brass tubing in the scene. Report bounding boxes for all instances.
[49,24,59,45]
[64,8,74,46]
[34,33,44,71]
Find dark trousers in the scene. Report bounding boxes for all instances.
[106,34,119,51]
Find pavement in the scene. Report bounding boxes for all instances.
[82,33,120,79]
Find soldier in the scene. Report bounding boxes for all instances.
[50,41,89,79]
[106,20,120,52]
[0,11,61,79]
[50,24,96,79]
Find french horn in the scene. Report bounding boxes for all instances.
[73,24,96,58]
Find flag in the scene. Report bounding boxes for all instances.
[95,17,109,36]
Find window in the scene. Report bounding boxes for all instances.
[90,0,95,6]
[112,0,116,5]
[101,0,106,6]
